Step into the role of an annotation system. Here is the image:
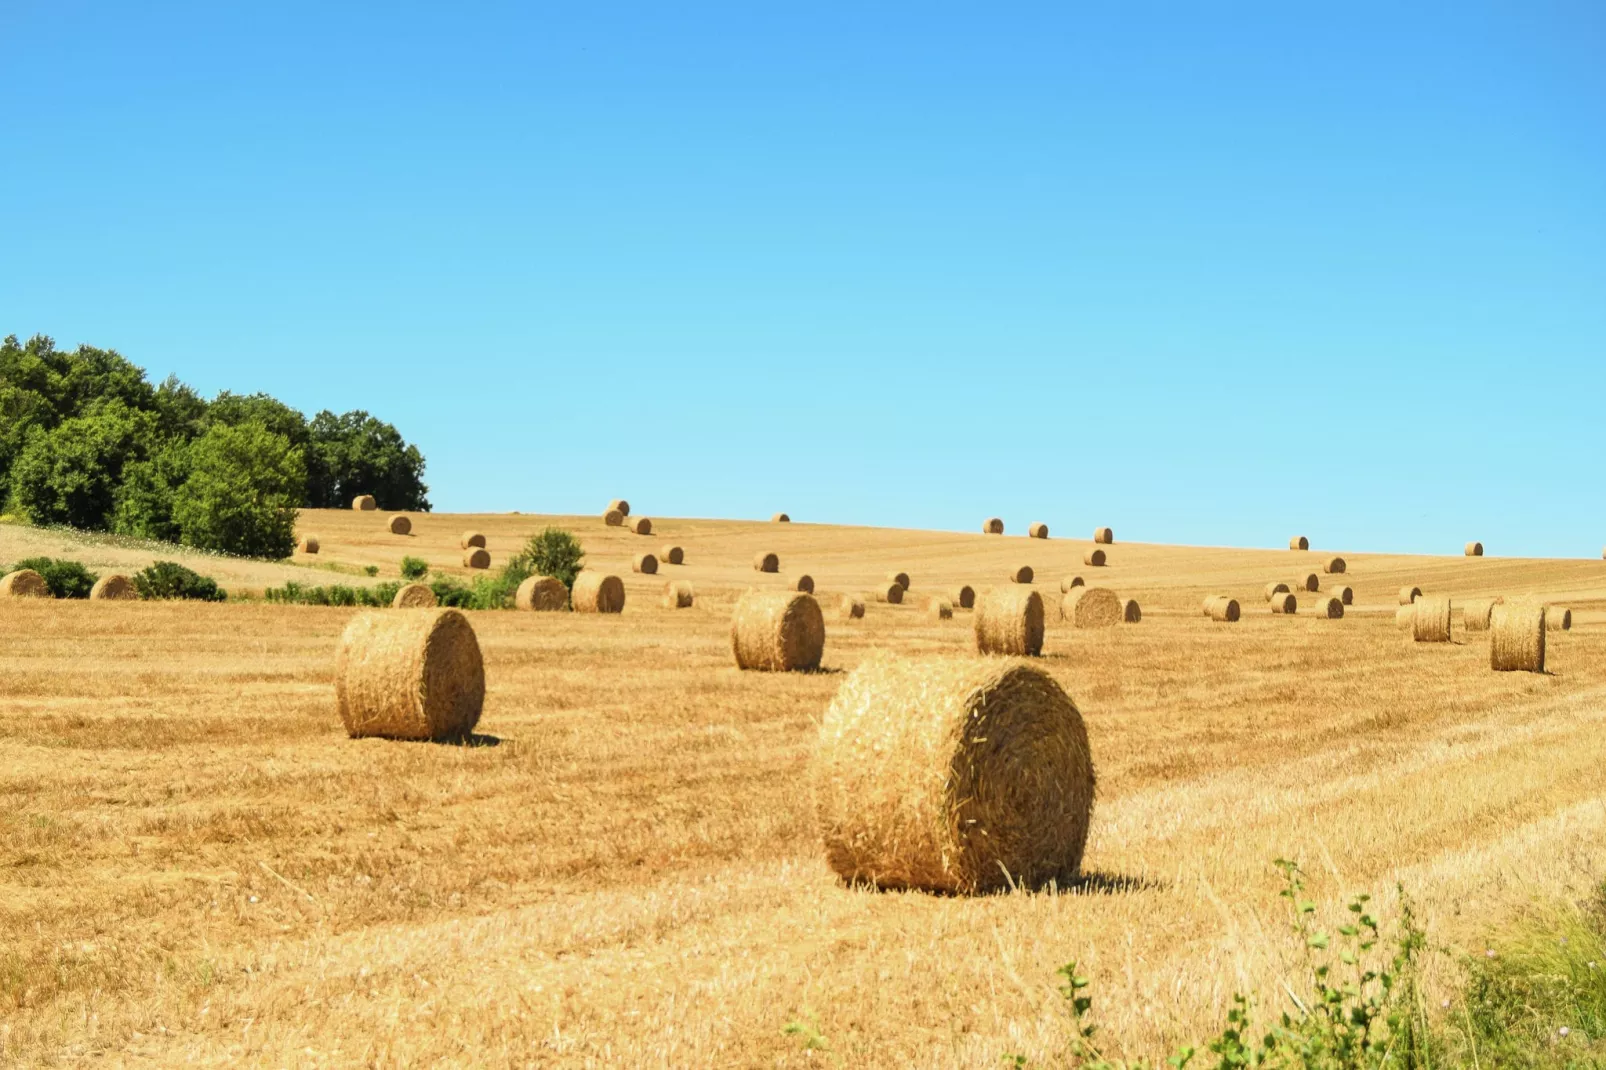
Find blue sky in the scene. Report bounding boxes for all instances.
[3,2,1602,556]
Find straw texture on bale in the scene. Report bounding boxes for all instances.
[1289,535,1309,550]
[352,494,377,511]
[1093,527,1114,544]
[1395,605,1415,629]
[982,517,1004,535]
[572,572,625,614]
[874,582,904,605]
[603,509,624,527]
[663,581,695,609]
[792,575,815,594]
[88,574,136,601]
[1547,607,1572,631]
[1312,596,1344,619]
[0,569,50,598]
[812,654,1096,894]
[887,571,911,591]
[928,597,954,620]
[1061,586,1120,628]
[632,552,659,575]
[754,552,779,573]
[298,535,320,554]
[1330,585,1354,605]
[463,548,491,569]
[841,595,865,620]
[1205,596,1240,622]
[1028,522,1049,539]
[1412,596,1453,643]
[1009,565,1034,584]
[1490,603,1545,672]
[1462,597,1502,632]
[1122,598,1141,623]
[731,590,825,672]
[772,512,791,523]
[951,585,975,609]
[388,515,412,535]
[1399,585,1422,605]
[392,583,438,609]
[1083,549,1106,567]
[974,587,1044,656]
[335,609,483,741]
[1060,575,1085,593]
[630,516,652,535]
[607,499,630,517]
[1264,581,1290,601]
[515,576,567,611]
[1270,592,1297,615]
[1322,556,1346,574]
[1299,573,1319,592]
[660,545,684,566]
[1465,541,1484,557]
[460,531,486,549]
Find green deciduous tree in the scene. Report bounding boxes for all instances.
[171,421,305,558]
[308,409,430,511]
[8,402,156,529]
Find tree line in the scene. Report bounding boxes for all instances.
[0,334,430,558]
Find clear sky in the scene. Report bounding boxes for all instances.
[4,2,1602,557]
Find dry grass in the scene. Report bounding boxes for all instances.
[4,511,1606,1066]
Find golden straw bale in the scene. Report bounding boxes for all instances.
[1399,585,1422,605]
[88,574,137,601]
[1312,596,1344,619]
[1289,535,1309,550]
[1061,586,1120,627]
[663,581,695,609]
[1205,596,1240,622]
[754,551,779,573]
[1264,581,1290,601]
[1083,549,1106,567]
[1029,522,1049,539]
[1009,564,1034,584]
[841,595,865,620]
[1122,598,1141,623]
[1299,573,1319,592]
[1093,527,1114,544]
[887,571,911,591]
[632,552,659,575]
[731,590,825,672]
[1462,597,1503,632]
[1061,575,1085,593]
[352,494,377,511]
[515,576,567,611]
[1270,592,1297,615]
[1395,605,1415,630]
[792,575,815,594]
[1412,596,1452,643]
[392,583,438,609]
[928,597,954,620]
[388,515,411,535]
[660,545,684,565]
[630,516,653,535]
[460,531,486,549]
[603,509,625,527]
[463,548,491,569]
[0,569,50,598]
[1322,556,1346,574]
[298,535,320,554]
[874,582,905,605]
[572,571,625,613]
[1490,603,1545,672]
[772,512,791,523]
[1465,541,1484,557]
[974,587,1044,656]
[1546,607,1572,631]
[335,609,483,740]
[608,499,631,517]
[951,584,975,610]
[1330,585,1353,605]
[982,517,1004,535]
[812,654,1095,893]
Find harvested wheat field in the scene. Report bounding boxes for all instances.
[4,509,1606,1066]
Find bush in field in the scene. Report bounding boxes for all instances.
[510,528,584,590]
[171,422,304,558]
[132,561,225,602]
[400,556,429,581]
[7,556,97,598]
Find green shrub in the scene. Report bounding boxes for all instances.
[429,575,476,609]
[510,528,584,591]
[171,421,305,558]
[264,581,401,607]
[364,564,380,577]
[7,556,98,598]
[132,561,226,602]
[400,556,429,581]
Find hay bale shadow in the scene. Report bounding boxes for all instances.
[435,732,502,748]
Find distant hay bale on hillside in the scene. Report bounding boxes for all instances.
[1061,587,1119,628]
[1060,575,1085,593]
[951,585,975,609]
[460,531,486,549]
[1204,596,1240,622]
[660,544,684,565]
[298,534,320,554]
[982,517,1004,535]
[874,582,904,605]
[772,512,791,523]
[974,587,1044,656]
[1547,607,1572,631]
[812,655,1095,894]
[1395,605,1415,629]
[887,571,910,591]
[1462,597,1502,632]
[1264,581,1290,601]
[842,595,865,620]
[392,583,438,609]
[1312,595,1344,619]
[1329,585,1353,605]
[572,572,625,614]
[1299,573,1319,592]
[608,499,630,517]
[1122,598,1141,623]
[335,608,483,741]
[1083,549,1106,567]
[0,569,50,598]
[1412,596,1452,643]
[630,517,653,536]
[663,581,695,609]
[352,494,377,511]
[1029,522,1049,539]
[603,509,625,527]
[1289,535,1309,550]
[632,552,659,575]
[515,576,568,611]
[1270,592,1297,615]
[928,597,954,620]
[1465,541,1484,557]
[1399,585,1422,605]
[1491,603,1545,672]
[1009,564,1034,584]
[1093,527,1114,544]
[753,551,779,573]
[89,574,136,601]
[463,548,491,570]
[792,574,815,594]
[388,515,412,535]
[1323,556,1346,574]
[732,590,824,672]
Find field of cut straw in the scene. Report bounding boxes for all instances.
[4,509,1606,1066]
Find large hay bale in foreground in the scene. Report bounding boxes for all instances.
[951,585,975,609]
[1083,549,1106,567]
[298,534,320,554]
[633,552,659,575]
[1312,596,1344,619]
[392,583,438,609]
[974,587,1044,656]
[1491,603,1545,672]
[1270,592,1297,615]
[1122,598,1141,623]
[352,494,377,511]
[1060,575,1085,593]
[1399,585,1422,605]
[813,655,1095,894]
[1061,587,1119,627]
[874,582,904,605]
[603,509,625,527]
[1029,522,1049,539]
[982,517,1004,535]
[1205,596,1240,622]
[772,512,791,523]
[89,574,137,601]
[1264,581,1290,601]
[1322,556,1346,574]
[460,531,486,550]
[1412,596,1452,643]
[1330,585,1353,606]
[1093,527,1114,544]
[887,571,910,591]
[660,545,684,566]
[1009,564,1034,584]
[515,575,568,611]
[842,595,865,620]
[1289,535,1309,550]
[663,581,695,609]
[792,574,815,594]
[1465,541,1484,557]
[1395,605,1415,629]
[732,590,824,672]
[388,515,412,535]
[630,516,653,535]
[608,499,630,517]
[1547,607,1572,631]
[1462,597,1502,632]
[463,548,491,570]
[0,569,49,598]
[928,597,954,620]
[754,551,779,573]
[572,572,625,613]
[335,609,483,740]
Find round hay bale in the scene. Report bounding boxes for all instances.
[388,515,412,535]
[887,571,911,591]
[335,608,483,741]
[392,583,438,609]
[603,509,625,527]
[1009,564,1034,584]
[928,597,954,620]
[812,654,1095,894]
[1395,605,1416,629]
[1121,598,1141,623]
[772,512,791,523]
[1465,541,1484,557]
[630,516,653,536]
[660,545,684,566]
[1028,522,1049,539]
[298,534,320,554]
[463,548,491,570]
[1264,581,1290,601]
[874,582,904,605]
[572,572,625,614]
[1322,556,1346,574]
[663,581,695,609]
[1491,603,1545,672]
[1093,527,1114,544]
[1083,549,1106,567]
[1546,607,1572,632]
[1330,585,1354,606]
[1462,596,1503,632]
[515,575,568,611]
[1060,575,1085,594]
[633,552,659,575]
[1312,595,1344,619]
[732,590,824,672]
[607,499,630,517]
[792,574,815,594]
[1061,586,1120,628]
[754,551,779,573]
[974,587,1044,656]
[1289,535,1309,550]
[88,574,137,601]
[951,584,975,610]
[0,569,50,599]
[352,494,377,511]
[1399,585,1422,605]
[982,517,1004,535]
[1299,573,1319,592]
[841,595,865,620]
[460,531,486,550]
[1205,596,1240,622]
[1269,592,1297,615]
[1412,595,1452,643]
